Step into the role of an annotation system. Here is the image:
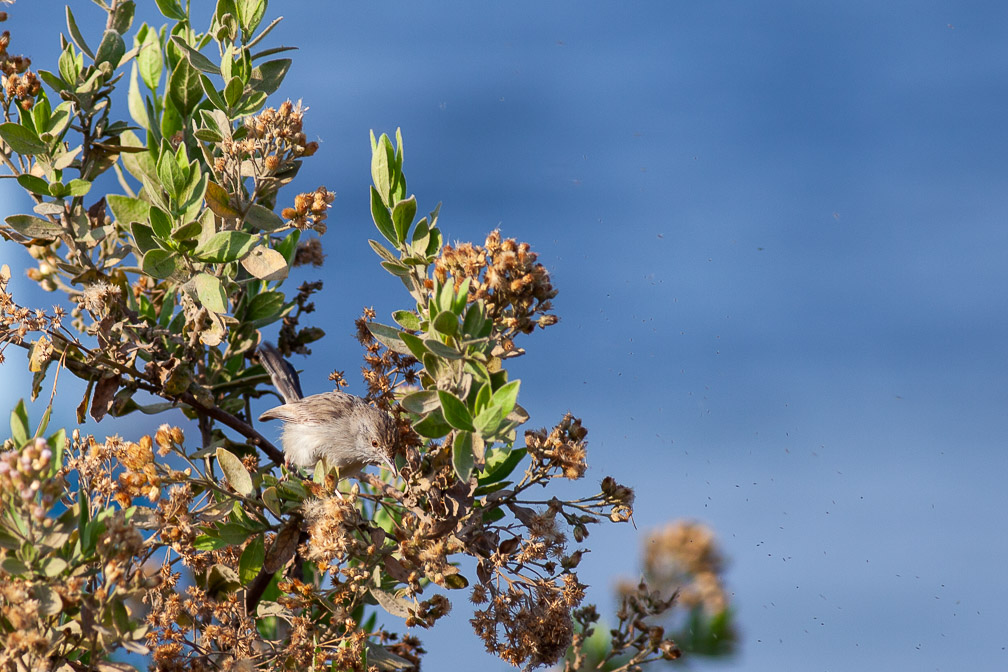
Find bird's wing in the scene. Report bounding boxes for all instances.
[258,402,301,423]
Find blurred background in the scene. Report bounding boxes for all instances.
[3,1,1007,669]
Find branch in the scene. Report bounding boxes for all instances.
[1,335,285,465]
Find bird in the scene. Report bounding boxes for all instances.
[257,342,399,479]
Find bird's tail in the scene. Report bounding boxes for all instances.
[257,342,304,403]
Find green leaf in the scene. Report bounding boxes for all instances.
[452,277,471,314]
[41,556,68,578]
[127,64,150,131]
[370,186,396,245]
[0,123,47,156]
[65,179,91,197]
[239,534,265,583]
[391,195,416,245]
[120,130,156,183]
[130,222,158,254]
[142,249,176,279]
[490,380,520,418]
[438,390,474,432]
[194,273,227,313]
[200,73,228,110]
[168,57,203,117]
[44,103,73,139]
[47,429,66,475]
[452,431,475,481]
[275,228,300,264]
[367,239,398,264]
[15,174,49,196]
[245,291,286,327]
[412,411,451,439]
[0,557,28,577]
[181,170,208,221]
[37,69,65,93]
[148,206,173,240]
[156,150,185,201]
[5,215,63,240]
[58,44,82,86]
[426,226,442,257]
[154,0,187,21]
[65,7,95,59]
[392,310,421,331]
[193,533,229,551]
[478,447,527,485]
[400,390,440,415]
[94,30,126,69]
[432,310,458,337]
[137,26,162,90]
[462,302,486,337]
[216,447,254,496]
[367,322,413,355]
[237,0,268,33]
[10,399,29,447]
[223,75,243,107]
[199,108,232,141]
[35,406,51,438]
[381,260,411,277]
[248,58,290,96]
[233,91,267,116]
[262,486,281,517]
[473,403,505,440]
[474,382,491,414]
[171,218,203,241]
[371,132,393,206]
[110,1,136,34]
[398,332,429,360]
[169,35,219,74]
[244,203,284,231]
[47,182,68,199]
[423,337,463,360]
[194,230,256,263]
[205,180,239,218]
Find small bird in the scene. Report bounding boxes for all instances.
[257,342,399,479]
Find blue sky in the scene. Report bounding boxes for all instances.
[3,1,1007,669]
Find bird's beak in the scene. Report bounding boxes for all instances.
[382,453,399,478]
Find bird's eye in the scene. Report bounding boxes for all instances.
[371,439,379,448]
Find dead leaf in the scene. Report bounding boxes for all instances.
[90,374,120,422]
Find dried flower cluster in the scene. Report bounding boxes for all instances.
[472,577,581,669]
[0,19,38,111]
[293,237,325,267]
[214,99,319,204]
[355,307,419,410]
[282,185,334,233]
[641,521,728,614]
[567,579,683,672]
[269,280,326,358]
[244,99,318,162]
[77,279,122,318]
[525,413,589,480]
[0,264,66,364]
[433,230,558,352]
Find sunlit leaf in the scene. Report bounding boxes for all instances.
[216,447,253,496]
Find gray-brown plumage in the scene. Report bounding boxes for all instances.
[257,342,398,476]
